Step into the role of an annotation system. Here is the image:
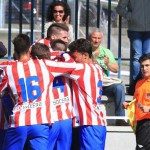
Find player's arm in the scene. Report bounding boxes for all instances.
[0,69,8,98]
[45,53,76,77]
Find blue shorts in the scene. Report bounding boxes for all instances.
[48,119,72,150]
[0,129,6,150]
[79,125,106,150]
[3,124,49,150]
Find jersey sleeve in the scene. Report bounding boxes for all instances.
[0,69,8,97]
[45,53,76,77]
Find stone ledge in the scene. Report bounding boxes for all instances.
[101,94,133,102]
[101,94,133,126]
[106,126,134,132]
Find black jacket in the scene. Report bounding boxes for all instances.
[117,0,150,31]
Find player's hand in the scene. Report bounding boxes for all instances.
[52,51,64,61]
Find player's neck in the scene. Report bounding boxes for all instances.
[19,54,30,62]
[84,58,92,64]
[88,58,92,63]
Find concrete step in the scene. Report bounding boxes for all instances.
[101,94,133,126]
[107,126,133,132]
[101,94,133,102]
[105,126,136,150]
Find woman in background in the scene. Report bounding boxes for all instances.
[45,1,74,43]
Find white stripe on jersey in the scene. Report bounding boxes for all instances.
[0,58,75,127]
[71,63,106,126]
[6,66,18,102]
[51,77,73,121]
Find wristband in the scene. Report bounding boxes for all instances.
[60,52,66,57]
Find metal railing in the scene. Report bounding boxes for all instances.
[4,0,130,81]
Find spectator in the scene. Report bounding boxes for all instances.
[45,1,74,43]
[123,53,150,150]
[0,41,7,58]
[89,30,128,126]
[117,0,150,95]
[69,39,106,150]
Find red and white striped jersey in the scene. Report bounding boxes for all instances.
[35,39,73,121]
[36,38,51,49]
[50,76,73,121]
[49,51,73,121]
[66,62,106,126]
[36,38,60,60]
[0,56,75,127]
[0,62,13,130]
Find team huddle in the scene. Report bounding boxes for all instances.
[0,23,106,150]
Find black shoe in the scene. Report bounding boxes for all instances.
[115,120,129,126]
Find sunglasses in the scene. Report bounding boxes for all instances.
[53,10,64,14]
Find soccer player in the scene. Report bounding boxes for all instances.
[0,34,75,150]
[68,39,106,150]
[0,98,9,150]
[0,41,8,150]
[37,23,72,150]
[37,22,69,50]
[31,40,73,150]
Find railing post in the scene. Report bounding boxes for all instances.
[118,16,122,78]
[97,0,101,28]
[41,0,45,38]
[30,0,34,43]
[8,0,12,60]
[19,0,23,34]
[107,0,111,49]
[75,0,78,40]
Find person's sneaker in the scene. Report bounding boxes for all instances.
[115,120,129,126]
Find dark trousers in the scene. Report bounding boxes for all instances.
[71,127,80,150]
[136,119,150,150]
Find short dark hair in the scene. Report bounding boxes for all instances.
[31,43,50,59]
[46,1,71,22]
[68,38,93,58]
[47,23,69,38]
[0,41,7,58]
[51,39,67,52]
[12,34,30,55]
[139,53,150,64]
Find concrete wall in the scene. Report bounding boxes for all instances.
[105,126,136,150]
